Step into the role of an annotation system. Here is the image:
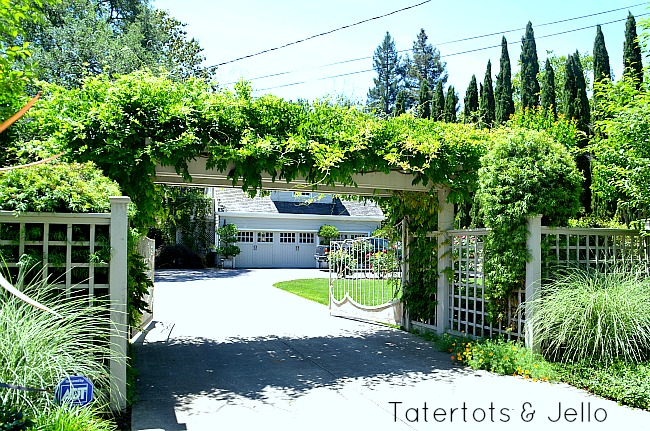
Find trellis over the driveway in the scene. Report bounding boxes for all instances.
[154,159,436,196]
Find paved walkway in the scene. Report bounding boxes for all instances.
[132,269,649,431]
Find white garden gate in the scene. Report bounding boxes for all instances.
[328,236,404,326]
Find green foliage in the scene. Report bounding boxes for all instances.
[405,29,447,98]
[327,249,356,277]
[35,406,117,431]
[555,360,650,410]
[367,32,402,116]
[417,79,430,119]
[127,245,152,332]
[0,269,115,414]
[317,224,338,244]
[369,251,399,278]
[0,162,121,213]
[431,80,444,121]
[593,24,611,83]
[539,51,593,117]
[563,51,590,134]
[452,337,555,382]
[0,405,34,431]
[479,60,495,127]
[506,106,578,149]
[215,224,240,258]
[591,76,650,223]
[494,36,514,124]
[526,266,650,364]
[477,129,582,320]
[520,21,540,109]
[156,186,213,253]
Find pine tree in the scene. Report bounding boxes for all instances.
[494,36,514,124]
[623,12,643,88]
[463,74,479,123]
[593,24,611,82]
[367,32,402,116]
[432,80,445,121]
[407,29,447,96]
[520,21,540,109]
[479,60,495,127]
[540,59,557,119]
[418,79,431,118]
[395,90,407,116]
[443,85,458,122]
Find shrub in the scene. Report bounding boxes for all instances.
[0,270,116,414]
[215,224,240,259]
[525,266,650,364]
[0,162,121,213]
[318,225,338,245]
[155,244,205,269]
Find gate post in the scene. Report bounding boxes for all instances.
[436,189,454,333]
[109,196,130,411]
[525,214,542,352]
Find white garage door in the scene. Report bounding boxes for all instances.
[236,231,316,268]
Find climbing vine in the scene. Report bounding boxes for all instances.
[476,129,582,321]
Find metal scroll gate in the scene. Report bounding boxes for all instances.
[328,236,403,325]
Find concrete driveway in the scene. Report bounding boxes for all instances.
[131,268,649,431]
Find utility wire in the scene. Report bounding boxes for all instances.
[255,13,649,92]
[225,2,645,86]
[213,0,432,67]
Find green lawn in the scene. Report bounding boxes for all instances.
[273,278,401,307]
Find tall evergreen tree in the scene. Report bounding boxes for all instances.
[432,80,445,121]
[367,32,402,116]
[623,12,643,87]
[407,29,447,95]
[520,21,540,109]
[494,36,514,124]
[443,85,458,122]
[418,79,431,118]
[593,24,611,82]
[479,60,495,127]
[463,74,479,123]
[394,90,407,116]
[563,52,590,133]
[540,59,557,119]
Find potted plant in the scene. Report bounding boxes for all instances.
[215,224,241,268]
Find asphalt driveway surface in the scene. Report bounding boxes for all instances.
[132,268,650,431]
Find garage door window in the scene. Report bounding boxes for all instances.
[257,232,273,243]
[299,233,315,243]
[237,231,254,242]
[280,232,296,243]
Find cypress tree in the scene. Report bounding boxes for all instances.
[479,60,495,127]
[593,24,611,82]
[540,59,557,119]
[463,74,479,123]
[494,36,514,124]
[623,12,643,88]
[432,80,445,121]
[520,21,540,109]
[418,79,431,118]
[395,89,407,116]
[444,85,458,122]
[564,52,590,133]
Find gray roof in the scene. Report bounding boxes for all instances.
[213,188,384,217]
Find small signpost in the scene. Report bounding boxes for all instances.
[54,375,94,407]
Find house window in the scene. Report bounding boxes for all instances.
[257,232,273,243]
[299,233,315,244]
[350,233,367,239]
[336,234,348,240]
[237,231,254,243]
[280,232,296,243]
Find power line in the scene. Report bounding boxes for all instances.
[225,2,645,86]
[254,12,649,93]
[212,0,432,67]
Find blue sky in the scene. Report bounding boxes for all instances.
[154,0,648,103]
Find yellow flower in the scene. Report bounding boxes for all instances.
[488,352,493,357]
[504,357,509,361]
[533,364,538,368]
[533,378,538,382]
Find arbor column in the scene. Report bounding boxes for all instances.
[436,189,454,333]
[525,214,542,351]
[109,196,130,411]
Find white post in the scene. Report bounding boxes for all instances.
[525,214,542,351]
[401,219,410,330]
[436,188,454,333]
[109,196,130,411]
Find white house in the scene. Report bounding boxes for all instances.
[211,188,384,268]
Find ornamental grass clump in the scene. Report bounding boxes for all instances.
[0,268,116,414]
[526,266,650,364]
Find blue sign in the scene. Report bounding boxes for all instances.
[54,375,94,407]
